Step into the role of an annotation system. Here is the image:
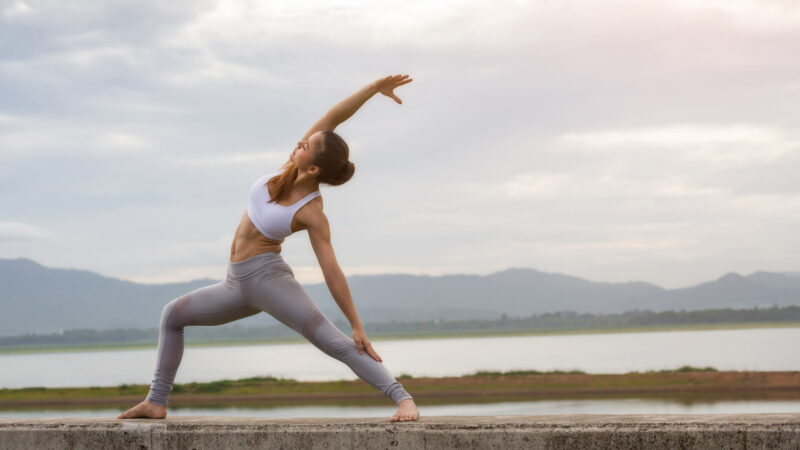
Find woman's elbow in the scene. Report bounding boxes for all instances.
[322,263,345,284]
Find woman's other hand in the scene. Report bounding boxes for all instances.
[353,327,383,362]
[374,74,413,104]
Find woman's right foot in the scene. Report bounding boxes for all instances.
[117,400,167,419]
[390,398,419,422]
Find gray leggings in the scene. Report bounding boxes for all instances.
[145,252,413,406]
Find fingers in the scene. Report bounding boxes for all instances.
[356,337,365,355]
[354,336,383,362]
[366,342,383,362]
[382,74,413,87]
[389,75,413,88]
[391,94,402,104]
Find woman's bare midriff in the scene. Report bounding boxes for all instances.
[229,210,283,262]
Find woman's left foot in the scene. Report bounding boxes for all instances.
[390,398,419,422]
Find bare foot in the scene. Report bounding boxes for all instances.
[117,400,167,419]
[390,398,419,422]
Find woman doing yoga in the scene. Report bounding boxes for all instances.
[117,74,419,422]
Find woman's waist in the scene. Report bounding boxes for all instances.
[229,250,283,265]
[231,237,282,256]
[227,251,289,280]
[232,226,283,256]
[229,211,287,277]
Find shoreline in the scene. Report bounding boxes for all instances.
[2,369,800,409]
[1,321,798,355]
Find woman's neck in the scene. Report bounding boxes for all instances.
[294,169,320,192]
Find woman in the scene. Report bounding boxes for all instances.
[117,74,419,422]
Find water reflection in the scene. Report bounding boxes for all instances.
[2,399,800,419]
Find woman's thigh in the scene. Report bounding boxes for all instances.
[242,268,321,334]
[165,280,261,328]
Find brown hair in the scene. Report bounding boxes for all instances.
[267,131,355,204]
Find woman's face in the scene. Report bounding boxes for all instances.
[291,131,321,172]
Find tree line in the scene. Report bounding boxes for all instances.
[1,304,798,347]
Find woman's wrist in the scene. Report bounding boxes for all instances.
[368,79,380,96]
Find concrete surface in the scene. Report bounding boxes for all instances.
[1,414,799,449]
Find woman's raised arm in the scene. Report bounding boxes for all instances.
[301,74,413,141]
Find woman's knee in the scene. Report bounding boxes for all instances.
[161,294,190,328]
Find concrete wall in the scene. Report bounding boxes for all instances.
[1,414,799,449]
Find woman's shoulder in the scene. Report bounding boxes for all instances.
[294,195,325,226]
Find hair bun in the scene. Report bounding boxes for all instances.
[342,161,355,178]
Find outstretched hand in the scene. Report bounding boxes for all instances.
[353,327,383,362]
[375,74,413,104]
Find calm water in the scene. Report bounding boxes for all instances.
[1,327,798,389]
[3,399,800,419]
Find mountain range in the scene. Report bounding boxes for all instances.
[1,257,799,337]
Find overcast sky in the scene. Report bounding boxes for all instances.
[2,0,799,289]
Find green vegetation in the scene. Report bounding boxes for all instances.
[473,369,587,376]
[469,366,717,377]
[3,366,798,410]
[1,305,799,355]
[666,365,718,373]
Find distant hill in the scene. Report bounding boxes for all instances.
[1,258,798,337]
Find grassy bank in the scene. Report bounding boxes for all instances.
[2,367,800,410]
[1,321,798,355]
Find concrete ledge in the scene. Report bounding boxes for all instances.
[1,414,799,449]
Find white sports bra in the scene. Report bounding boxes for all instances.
[246,168,321,241]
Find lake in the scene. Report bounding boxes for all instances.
[1,327,798,389]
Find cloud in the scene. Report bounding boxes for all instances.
[556,123,798,166]
[158,150,286,167]
[120,264,225,284]
[451,171,730,202]
[670,0,800,30]
[170,0,525,50]
[0,120,156,160]
[2,0,800,290]
[2,1,33,18]
[0,221,57,241]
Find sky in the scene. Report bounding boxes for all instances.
[1,0,799,289]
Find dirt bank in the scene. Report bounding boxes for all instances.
[2,370,799,409]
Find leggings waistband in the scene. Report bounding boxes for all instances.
[227,252,288,279]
